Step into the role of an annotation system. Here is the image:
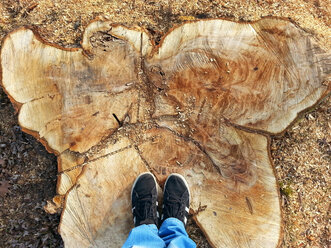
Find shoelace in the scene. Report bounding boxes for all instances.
[163,194,185,220]
[134,194,155,221]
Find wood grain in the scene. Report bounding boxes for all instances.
[1,18,330,248]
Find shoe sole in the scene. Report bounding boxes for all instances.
[163,173,191,201]
[131,172,158,200]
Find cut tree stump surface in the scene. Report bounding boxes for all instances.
[1,18,330,248]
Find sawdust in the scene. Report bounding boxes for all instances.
[272,96,330,247]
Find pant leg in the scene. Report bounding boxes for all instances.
[122,224,166,248]
[159,218,196,248]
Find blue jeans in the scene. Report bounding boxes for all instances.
[122,217,196,248]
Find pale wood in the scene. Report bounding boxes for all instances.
[1,18,330,248]
[59,138,149,247]
[1,27,145,154]
[57,151,84,195]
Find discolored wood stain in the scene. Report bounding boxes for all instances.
[1,18,330,248]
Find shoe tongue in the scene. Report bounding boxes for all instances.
[135,183,152,195]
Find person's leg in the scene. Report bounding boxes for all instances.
[122,224,165,248]
[159,173,196,248]
[122,172,165,248]
[159,217,196,248]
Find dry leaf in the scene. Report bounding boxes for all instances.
[0,181,10,197]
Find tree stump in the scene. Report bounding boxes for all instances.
[1,18,330,247]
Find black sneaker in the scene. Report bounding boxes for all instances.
[161,173,190,226]
[131,172,159,227]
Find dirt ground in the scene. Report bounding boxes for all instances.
[0,0,330,247]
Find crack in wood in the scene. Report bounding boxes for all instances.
[58,145,132,175]
[154,124,224,177]
[27,93,60,104]
[133,145,156,179]
[58,132,160,175]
